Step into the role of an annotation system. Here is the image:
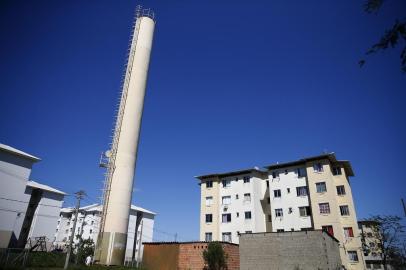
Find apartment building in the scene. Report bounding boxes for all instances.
[54,203,155,264]
[0,143,66,249]
[196,153,364,270]
[358,220,384,269]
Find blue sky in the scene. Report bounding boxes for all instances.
[1,0,405,241]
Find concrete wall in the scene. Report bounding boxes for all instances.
[142,242,239,270]
[239,231,342,270]
[0,151,34,248]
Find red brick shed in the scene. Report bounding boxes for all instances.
[142,241,239,270]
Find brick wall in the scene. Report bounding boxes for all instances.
[239,231,342,270]
[143,242,239,270]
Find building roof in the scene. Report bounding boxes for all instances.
[27,180,67,195]
[264,152,354,177]
[0,143,41,162]
[358,220,380,226]
[62,203,156,215]
[195,167,266,180]
[195,153,354,180]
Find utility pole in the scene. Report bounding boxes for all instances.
[64,190,86,270]
[401,198,406,217]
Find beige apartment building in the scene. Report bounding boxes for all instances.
[196,153,365,270]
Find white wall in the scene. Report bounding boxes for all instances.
[268,167,312,232]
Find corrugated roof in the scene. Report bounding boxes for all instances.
[0,143,41,161]
[27,180,66,195]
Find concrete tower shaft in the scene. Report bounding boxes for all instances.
[95,12,155,266]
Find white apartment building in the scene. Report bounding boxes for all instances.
[197,153,365,270]
[54,203,156,263]
[0,143,66,249]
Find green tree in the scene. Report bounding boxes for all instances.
[359,0,406,73]
[75,237,95,265]
[203,242,228,270]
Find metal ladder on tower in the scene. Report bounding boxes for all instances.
[98,5,143,236]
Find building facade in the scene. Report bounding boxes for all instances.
[54,204,155,264]
[197,153,365,270]
[359,220,385,269]
[0,143,65,249]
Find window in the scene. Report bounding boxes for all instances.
[340,205,350,216]
[205,214,213,223]
[344,227,354,238]
[235,194,239,200]
[266,180,269,187]
[243,193,251,202]
[319,203,330,214]
[206,181,213,188]
[205,196,213,206]
[222,196,231,205]
[277,229,284,232]
[284,169,288,175]
[296,186,308,196]
[222,213,231,223]
[243,176,250,183]
[245,231,252,234]
[89,229,93,234]
[299,206,311,217]
[287,188,290,193]
[316,182,327,193]
[313,163,324,172]
[322,225,334,236]
[336,185,346,195]
[236,212,239,218]
[268,215,272,222]
[297,167,307,178]
[91,221,94,225]
[274,189,281,198]
[205,233,212,242]
[65,229,69,233]
[222,179,231,188]
[275,208,283,217]
[244,211,252,219]
[332,166,342,175]
[272,171,279,178]
[222,232,232,242]
[348,251,359,262]
[288,207,292,213]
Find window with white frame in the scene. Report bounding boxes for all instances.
[206,181,213,188]
[222,232,232,242]
[275,208,283,217]
[222,196,231,205]
[205,232,212,242]
[319,203,330,214]
[316,182,327,193]
[348,250,359,262]
[243,193,251,202]
[205,196,213,206]
[297,167,307,178]
[332,166,342,175]
[299,206,311,217]
[340,205,350,216]
[313,163,324,172]
[274,189,281,198]
[296,186,308,196]
[243,176,250,183]
[336,185,346,195]
[222,213,231,223]
[244,211,252,219]
[222,179,231,188]
[272,171,279,179]
[344,227,354,238]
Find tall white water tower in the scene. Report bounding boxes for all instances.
[94,6,155,265]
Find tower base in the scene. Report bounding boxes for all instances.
[94,232,127,266]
